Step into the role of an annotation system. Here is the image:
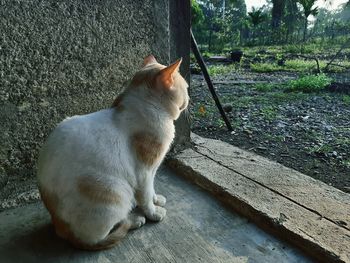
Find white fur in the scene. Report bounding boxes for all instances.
[37,63,188,245]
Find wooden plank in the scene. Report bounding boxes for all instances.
[167,149,350,263]
[0,167,310,263]
[191,134,350,230]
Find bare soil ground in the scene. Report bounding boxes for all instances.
[190,71,350,193]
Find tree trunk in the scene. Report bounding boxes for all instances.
[208,27,213,52]
[303,17,308,42]
[285,0,297,43]
[271,0,285,29]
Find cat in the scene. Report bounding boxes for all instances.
[37,55,189,250]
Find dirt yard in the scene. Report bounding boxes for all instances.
[190,69,350,193]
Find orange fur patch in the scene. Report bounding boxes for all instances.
[39,186,128,250]
[132,132,164,166]
[39,187,76,241]
[77,176,121,204]
[129,72,154,89]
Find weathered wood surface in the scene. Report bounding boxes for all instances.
[167,136,350,263]
[0,167,310,263]
[191,134,350,230]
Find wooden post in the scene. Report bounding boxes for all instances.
[170,0,191,150]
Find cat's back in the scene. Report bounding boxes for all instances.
[56,108,118,136]
[37,108,127,182]
[46,108,121,148]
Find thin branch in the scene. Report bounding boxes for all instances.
[190,29,233,131]
[324,38,350,71]
[285,54,320,73]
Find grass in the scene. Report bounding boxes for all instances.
[251,59,323,73]
[308,137,350,156]
[343,95,350,105]
[207,64,236,76]
[255,83,275,92]
[285,59,325,72]
[271,92,308,102]
[241,39,348,56]
[343,160,350,168]
[286,74,332,93]
[250,63,281,73]
[260,106,278,121]
[282,44,323,55]
[308,144,334,155]
[326,61,350,73]
[335,137,350,146]
[250,57,349,73]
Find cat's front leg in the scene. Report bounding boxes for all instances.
[136,174,166,222]
[153,194,166,207]
[150,169,166,207]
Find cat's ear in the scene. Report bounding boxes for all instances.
[156,58,182,89]
[143,55,158,66]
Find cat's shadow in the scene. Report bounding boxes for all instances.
[3,218,150,262]
[3,223,97,262]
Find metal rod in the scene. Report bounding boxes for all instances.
[190,29,233,131]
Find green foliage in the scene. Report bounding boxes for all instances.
[284,59,323,71]
[191,0,204,26]
[297,0,319,17]
[254,82,296,93]
[250,63,281,72]
[192,0,348,49]
[248,8,266,27]
[260,106,278,121]
[343,159,350,168]
[282,44,322,54]
[202,51,215,58]
[207,64,236,76]
[255,83,276,92]
[250,56,349,73]
[343,95,350,105]
[287,74,332,93]
[308,144,333,155]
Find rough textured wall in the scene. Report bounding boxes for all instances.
[0,0,169,203]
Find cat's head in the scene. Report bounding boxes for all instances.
[124,55,189,120]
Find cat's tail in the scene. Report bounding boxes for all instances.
[69,221,131,251]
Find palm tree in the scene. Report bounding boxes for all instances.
[248,8,266,42]
[298,0,319,41]
[248,8,266,27]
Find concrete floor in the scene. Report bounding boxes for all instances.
[0,167,312,263]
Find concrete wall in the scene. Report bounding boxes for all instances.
[0,0,189,202]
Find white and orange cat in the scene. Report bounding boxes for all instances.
[37,55,189,250]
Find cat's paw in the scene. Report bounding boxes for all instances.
[129,215,146,230]
[146,206,166,222]
[154,194,166,207]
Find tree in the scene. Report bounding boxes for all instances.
[271,0,286,29]
[248,8,267,44]
[297,0,319,41]
[191,0,204,26]
[248,8,266,27]
[284,0,302,42]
